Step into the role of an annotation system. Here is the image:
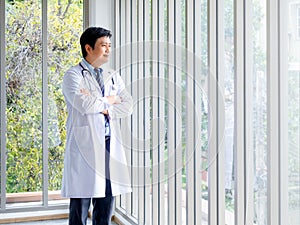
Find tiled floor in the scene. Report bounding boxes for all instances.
[0,208,118,225]
[1,219,117,225]
[1,220,71,225]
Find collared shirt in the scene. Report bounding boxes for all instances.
[82,58,110,136]
[82,58,103,80]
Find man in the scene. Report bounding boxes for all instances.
[61,27,133,225]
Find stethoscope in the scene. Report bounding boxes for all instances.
[79,62,115,93]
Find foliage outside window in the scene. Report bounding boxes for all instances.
[5,0,83,193]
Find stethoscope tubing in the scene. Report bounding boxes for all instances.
[79,62,114,85]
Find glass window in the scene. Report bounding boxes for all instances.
[3,0,83,210]
[298,6,300,38]
[288,2,300,224]
[47,0,83,206]
[6,0,43,207]
[252,1,268,224]
[223,0,235,224]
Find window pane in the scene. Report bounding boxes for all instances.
[3,0,83,209]
[252,0,268,224]
[298,7,300,38]
[47,0,83,205]
[6,0,43,208]
[200,0,209,223]
[224,0,235,224]
[288,1,300,224]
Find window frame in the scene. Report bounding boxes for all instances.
[0,0,88,213]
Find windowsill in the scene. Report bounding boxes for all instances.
[1,191,69,223]
[0,209,69,224]
[113,213,136,225]
[6,190,65,203]
[0,210,121,224]
[1,192,123,224]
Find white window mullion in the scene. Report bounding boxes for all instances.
[267,0,280,224]
[158,0,165,224]
[234,0,246,224]
[186,0,195,225]
[131,0,139,219]
[194,0,202,224]
[117,0,132,213]
[114,0,121,209]
[137,0,145,224]
[42,0,49,207]
[167,1,176,225]
[114,0,120,73]
[217,0,225,224]
[175,1,183,224]
[279,0,289,223]
[297,6,300,39]
[83,0,89,29]
[208,0,218,223]
[244,0,254,223]
[0,0,6,212]
[151,0,159,224]
[144,1,151,224]
[125,0,132,216]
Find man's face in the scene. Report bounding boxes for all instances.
[86,36,111,67]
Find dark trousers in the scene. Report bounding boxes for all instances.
[69,138,114,225]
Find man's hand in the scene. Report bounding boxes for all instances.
[101,96,121,115]
[80,89,121,105]
[106,95,121,104]
[80,88,90,96]
[101,109,109,115]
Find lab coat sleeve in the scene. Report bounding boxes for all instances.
[108,73,133,119]
[63,70,108,115]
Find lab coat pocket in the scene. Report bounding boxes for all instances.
[73,126,92,153]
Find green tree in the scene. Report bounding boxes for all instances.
[5,0,82,193]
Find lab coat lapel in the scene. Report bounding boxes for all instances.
[103,70,114,85]
[80,60,102,94]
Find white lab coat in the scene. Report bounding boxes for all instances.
[61,60,133,198]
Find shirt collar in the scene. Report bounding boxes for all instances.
[82,58,103,75]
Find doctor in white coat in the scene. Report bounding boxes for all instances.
[61,27,132,225]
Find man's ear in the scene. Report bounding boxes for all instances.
[85,44,92,54]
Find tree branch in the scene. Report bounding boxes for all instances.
[62,0,72,18]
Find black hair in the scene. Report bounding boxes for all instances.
[80,27,112,58]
